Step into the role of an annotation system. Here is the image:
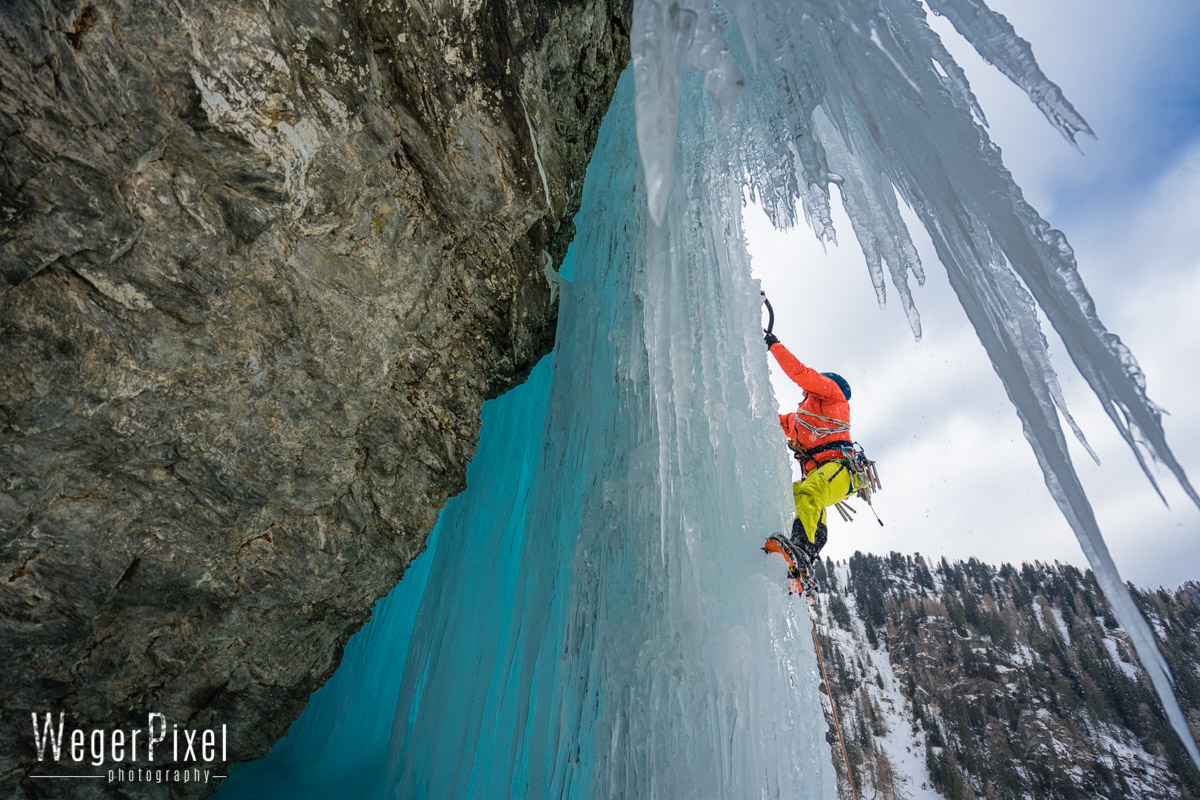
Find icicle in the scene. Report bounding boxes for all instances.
[632,0,746,223]
[631,0,694,223]
[923,0,1095,144]
[543,250,568,304]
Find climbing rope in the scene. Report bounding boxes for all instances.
[807,598,860,800]
[791,407,852,439]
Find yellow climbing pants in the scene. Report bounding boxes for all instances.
[792,460,858,543]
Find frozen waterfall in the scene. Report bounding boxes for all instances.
[219,70,836,799]
[219,0,1199,796]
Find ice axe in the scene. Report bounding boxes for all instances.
[761,291,775,336]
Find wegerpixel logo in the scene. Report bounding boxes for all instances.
[29,711,229,787]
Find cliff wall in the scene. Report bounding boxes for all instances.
[0,0,628,793]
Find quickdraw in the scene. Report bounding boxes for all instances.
[833,442,883,527]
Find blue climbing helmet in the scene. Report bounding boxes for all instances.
[821,372,851,401]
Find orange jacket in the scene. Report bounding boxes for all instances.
[769,342,851,474]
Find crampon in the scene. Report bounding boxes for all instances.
[762,533,817,597]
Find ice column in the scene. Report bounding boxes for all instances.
[384,69,836,799]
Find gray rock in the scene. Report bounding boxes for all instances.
[0,0,629,795]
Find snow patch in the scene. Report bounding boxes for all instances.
[1102,633,1139,680]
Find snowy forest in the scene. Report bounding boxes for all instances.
[810,555,1200,798]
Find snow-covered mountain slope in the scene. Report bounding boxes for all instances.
[805,554,1200,799]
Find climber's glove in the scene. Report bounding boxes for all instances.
[764,331,779,347]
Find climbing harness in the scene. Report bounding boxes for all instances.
[787,437,854,468]
[789,437,884,527]
[803,592,860,800]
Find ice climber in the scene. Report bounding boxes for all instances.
[763,330,859,563]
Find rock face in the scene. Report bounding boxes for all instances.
[0,0,628,794]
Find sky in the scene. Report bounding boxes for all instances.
[746,0,1200,589]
